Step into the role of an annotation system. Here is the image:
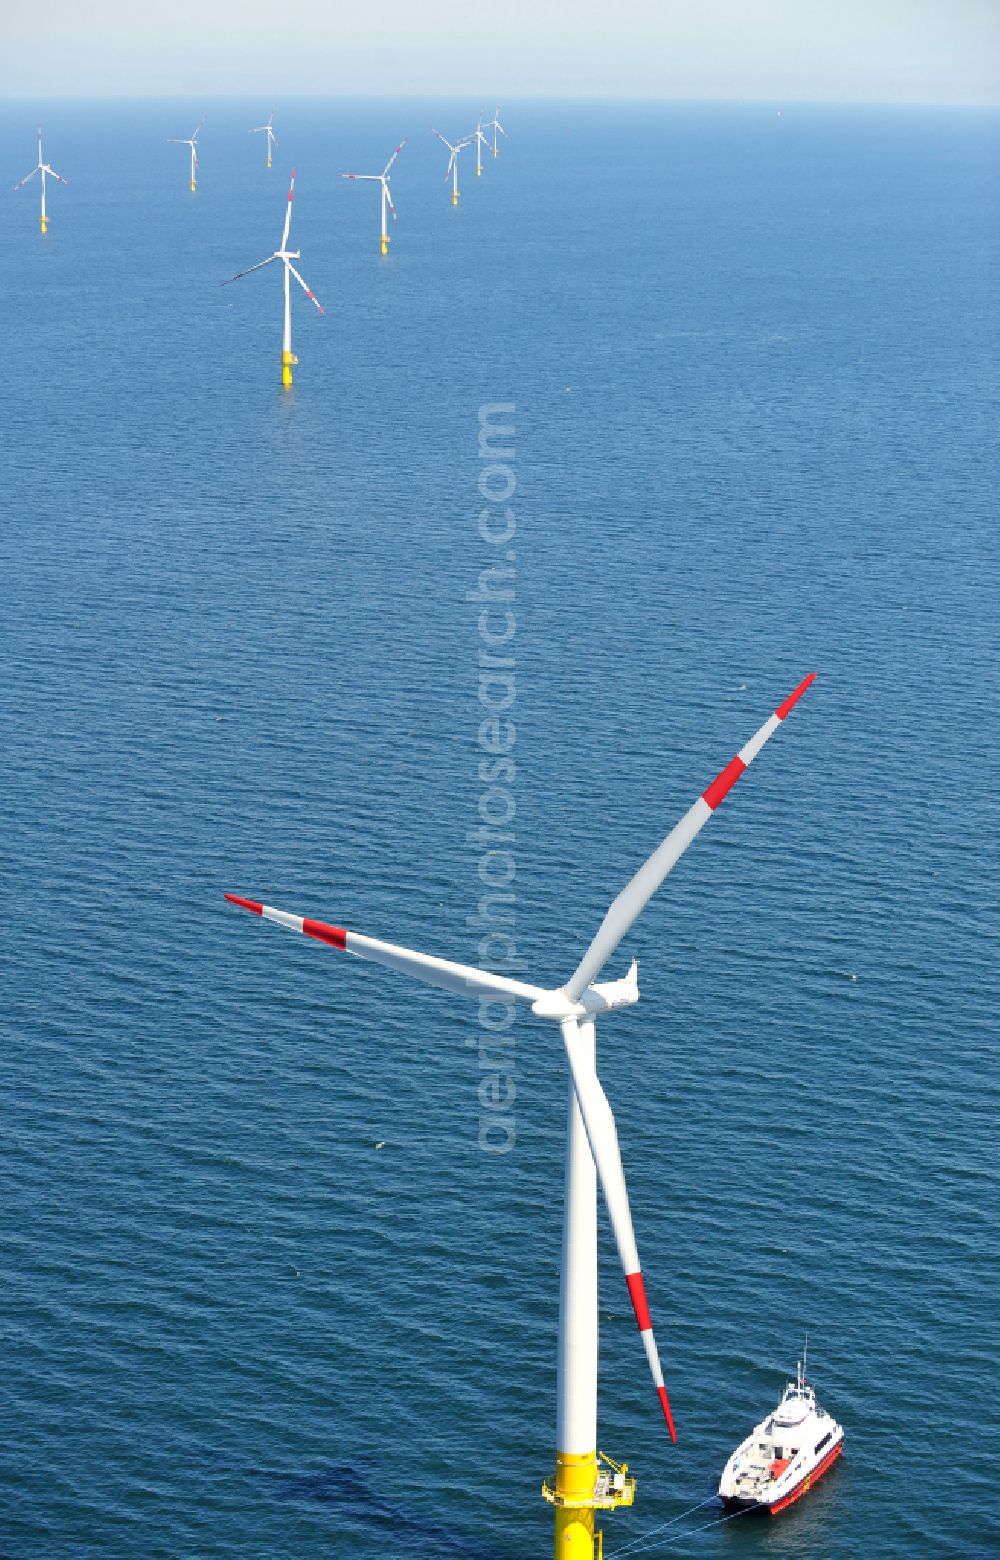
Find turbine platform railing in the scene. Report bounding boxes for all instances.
[542,1452,636,1511]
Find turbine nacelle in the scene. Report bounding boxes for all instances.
[531,961,640,1021]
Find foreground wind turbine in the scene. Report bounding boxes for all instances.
[489,106,507,158]
[223,168,325,389]
[224,674,816,1560]
[431,128,471,206]
[249,111,277,169]
[167,119,204,192]
[471,111,490,177]
[14,127,67,234]
[340,138,406,256]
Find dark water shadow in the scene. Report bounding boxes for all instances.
[251,1459,507,1558]
[160,1433,510,1557]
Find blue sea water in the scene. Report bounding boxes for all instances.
[2,97,998,1559]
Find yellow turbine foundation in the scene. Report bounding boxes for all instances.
[190,179,196,192]
[281,349,298,388]
[452,191,458,206]
[381,235,389,255]
[553,1451,598,1560]
[40,216,48,233]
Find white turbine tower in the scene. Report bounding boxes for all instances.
[431,128,471,206]
[340,138,406,256]
[167,118,204,192]
[224,674,816,1559]
[223,168,325,390]
[471,111,490,176]
[249,111,277,169]
[489,106,507,158]
[14,127,67,234]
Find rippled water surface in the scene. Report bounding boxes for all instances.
[2,99,998,1558]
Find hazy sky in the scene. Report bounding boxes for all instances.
[4,0,998,103]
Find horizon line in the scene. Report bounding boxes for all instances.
[3,91,998,110]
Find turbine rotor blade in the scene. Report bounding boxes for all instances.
[281,167,296,248]
[563,673,817,1001]
[382,137,407,176]
[14,168,39,189]
[222,255,277,285]
[560,1017,677,1440]
[384,182,397,219]
[285,261,326,314]
[224,894,547,1006]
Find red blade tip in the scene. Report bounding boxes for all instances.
[775,671,817,720]
[658,1386,677,1442]
[225,894,263,914]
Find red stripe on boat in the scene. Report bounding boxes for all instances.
[626,1271,652,1333]
[702,755,747,811]
[769,1440,842,1515]
[302,917,348,950]
[775,672,816,721]
[658,1385,677,1442]
[225,894,263,915]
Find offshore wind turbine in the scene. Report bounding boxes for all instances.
[471,111,490,176]
[249,111,277,168]
[340,138,406,256]
[167,119,204,192]
[489,107,507,158]
[223,168,325,390]
[14,127,67,234]
[224,674,816,1560]
[431,128,471,206]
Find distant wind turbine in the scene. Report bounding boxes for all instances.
[223,168,325,390]
[340,138,406,256]
[431,128,471,206]
[471,112,490,176]
[249,111,277,169]
[167,119,204,192]
[14,127,67,234]
[489,107,507,158]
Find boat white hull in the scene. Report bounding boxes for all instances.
[722,1434,843,1515]
[719,1366,844,1517]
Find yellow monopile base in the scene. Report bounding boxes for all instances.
[452,191,458,206]
[267,155,272,168]
[40,217,48,234]
[190,180,196,192]
[381,236,389,255]
[281,349,298,388]
[553,1452,597,1560]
